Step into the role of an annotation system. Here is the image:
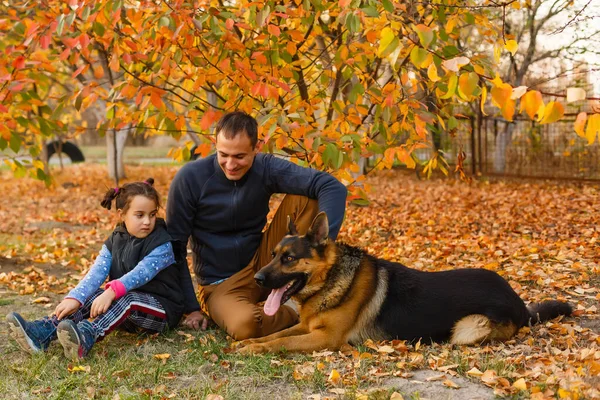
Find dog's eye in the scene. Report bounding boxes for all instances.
[271,251,276,259]
[285,255,296,262]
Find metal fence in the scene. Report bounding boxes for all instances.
[415,112,600,182]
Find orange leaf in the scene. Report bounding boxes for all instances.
[490,83,512,109]
[71,64,89,78]
[12,56,26,70]
[194,143,213,157]
[200,109,218,130]
[519,90,543,119]
[93,65,104,79]
[501,98,516,121]
[109,54,119,72]
[574,112,587,138]
[251,51,267,65]
[267,24,280,37]
[150,91,164,110]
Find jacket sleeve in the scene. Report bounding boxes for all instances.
[264,155,348,239]
[65,245,112,304]
[166,166,201,312]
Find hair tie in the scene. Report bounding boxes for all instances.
[143,180,150,185]
[114,187,120,194]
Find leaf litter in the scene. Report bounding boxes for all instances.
[0,165,598,399]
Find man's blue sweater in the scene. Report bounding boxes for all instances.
[166,153,347,312]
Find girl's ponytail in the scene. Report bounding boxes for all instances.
[101,187,120,210]
[101,178,160,213]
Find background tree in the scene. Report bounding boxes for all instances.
[1,0,594,190]
[484,0,600,173]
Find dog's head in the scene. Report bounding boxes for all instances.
[255,211,335,316]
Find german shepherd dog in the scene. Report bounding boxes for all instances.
[237,212,572,354]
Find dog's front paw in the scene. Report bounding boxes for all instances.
[237,343,267,355]
[233,338,257,348]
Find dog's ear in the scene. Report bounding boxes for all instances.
[307,212,329,246]
[287,215,299,236]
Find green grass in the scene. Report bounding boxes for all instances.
[0,298,15,306]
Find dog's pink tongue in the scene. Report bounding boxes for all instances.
[264,287,286,316]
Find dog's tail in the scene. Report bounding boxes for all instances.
[526,300,572,325]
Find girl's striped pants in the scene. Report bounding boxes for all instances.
[68,288,167,338]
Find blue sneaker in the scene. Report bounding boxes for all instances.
[6,312,58,353]
[57,320,96,360]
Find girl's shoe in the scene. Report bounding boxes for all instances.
[6,312,58,353]
[57,320,96,360]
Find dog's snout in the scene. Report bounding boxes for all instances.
[254,271,266,286]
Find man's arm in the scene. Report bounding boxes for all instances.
[166,167,201,312]
[265,156,348,239]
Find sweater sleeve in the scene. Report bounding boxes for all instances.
[66,244,112,304]
[166,166,202,312]
[111,242,175,293]
[265,155,348,239]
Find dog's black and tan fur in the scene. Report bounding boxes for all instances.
[237,212,572,354]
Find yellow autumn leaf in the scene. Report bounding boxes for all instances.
[480,85,488,115]
[504,39,518,55]
[467,367,484,377]
[427,63,440,82]
[32,296,51,304]
[519,90,544,119]
[512,378,527,391]
[539,101,565,124]
[493,45,502,63]
[328,369,341,385]
[574,112,587,138]
[378,27,398,58]
[458,71,479,100]
[414,24,434,48]
[443,379,460,389]
[557,388,573,399]
[153,353,171,360]
[440,73,457,99]
[490,83,512,109]
[585,113,600,145]
[68,365,91,373]
[390,392,404,400]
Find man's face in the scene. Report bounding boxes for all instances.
[215,131,258,181]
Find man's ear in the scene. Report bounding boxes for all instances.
[287,215,299,236]
[306,212,329,246]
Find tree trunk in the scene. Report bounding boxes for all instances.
[106,128,128,182]
[493,123,515,174]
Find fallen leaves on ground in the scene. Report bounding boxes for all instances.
[1,165,599,399]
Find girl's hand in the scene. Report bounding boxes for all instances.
[91,289,116,318]
[54,298,81,320]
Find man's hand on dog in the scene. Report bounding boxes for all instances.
[182,310,209,330]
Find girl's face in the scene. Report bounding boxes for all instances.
[119,195,158,238]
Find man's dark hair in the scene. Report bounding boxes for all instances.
[215,111,258,147]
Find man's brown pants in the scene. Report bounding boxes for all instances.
[198,195,319,340]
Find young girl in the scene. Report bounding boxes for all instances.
[6,178,184,360]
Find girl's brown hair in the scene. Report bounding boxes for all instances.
[101,178,160,213]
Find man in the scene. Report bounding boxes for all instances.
[167,111,347,340]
